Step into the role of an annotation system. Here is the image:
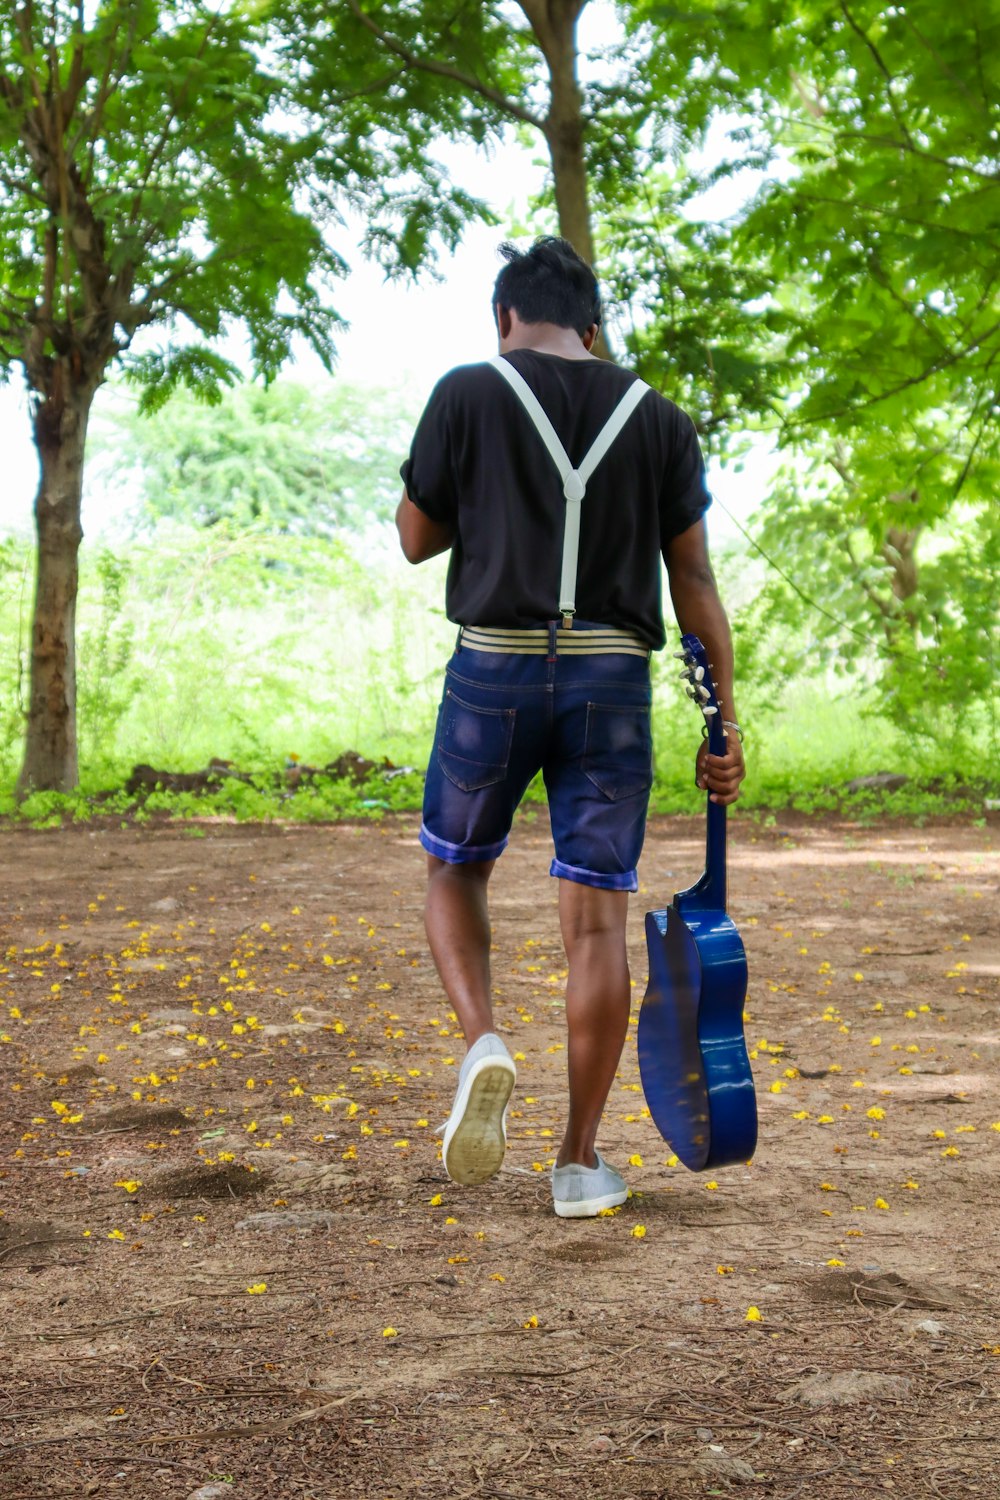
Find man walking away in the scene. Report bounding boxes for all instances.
[396,237,745,1217]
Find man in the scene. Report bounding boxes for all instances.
[396,236,745,1218]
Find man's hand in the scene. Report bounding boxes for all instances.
[695,732,746,806]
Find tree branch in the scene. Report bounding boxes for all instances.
[950,344,1000,500]
[127,9,224,228]
[329,65,407,103]
[840,0,916,151]
[766,108,1000,183]
[901,12,990,118]
[867,252,950,357]
[783,318,1000,431]
[840,528,895,627]
[793,190,986,241]
[0,168,46,202]
[344,0,543,130]
[834,129,1000,183]
[72,6,141,175]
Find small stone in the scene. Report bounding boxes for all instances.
[435,1273,458,1287]
[843,772,909,793]
[587,1434,615,1455]
[696,1426,714,1442]
[186,1488,235,1500]
[782,1370,911,1408]
[684,1450,757,1484]
[270,1160,352,1192]
[913,1318,946,1337]
[236,1210,336,1233]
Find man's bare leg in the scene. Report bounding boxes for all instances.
[424,855,496,1044]
[555,881,631,1169]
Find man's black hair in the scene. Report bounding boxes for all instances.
[492,236,602,335]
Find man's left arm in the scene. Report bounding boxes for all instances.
[395,490,455,564]
[665,518,746,806]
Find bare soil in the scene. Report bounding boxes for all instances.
[1,811,998,1500]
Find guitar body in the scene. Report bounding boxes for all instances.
[638,895,756,1171]
[637,632,757,1172]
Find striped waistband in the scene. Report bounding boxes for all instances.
[458,624,650,659]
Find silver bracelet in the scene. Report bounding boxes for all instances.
[723,720,745,743]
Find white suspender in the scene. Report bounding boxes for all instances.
[489,356,651,624]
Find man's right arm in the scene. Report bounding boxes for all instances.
[665,518,746,805]
[395,489,455,564]
[397,375,458,563]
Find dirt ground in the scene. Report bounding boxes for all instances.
[1,810,998,1500]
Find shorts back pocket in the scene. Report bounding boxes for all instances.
[582,702,653,802]
[438,689,516,792]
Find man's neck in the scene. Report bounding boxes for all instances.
[499,320,594,361]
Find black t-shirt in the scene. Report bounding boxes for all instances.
[399,349,710,650]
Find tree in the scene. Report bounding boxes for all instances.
[327,0,600,260]
[594,1,1000,734]
[299,0,685,362]
[91,380,420,535]
[0,0,484,793]
[732,0,1000,733]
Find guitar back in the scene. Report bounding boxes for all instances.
[638,901,757,1171]
[637,631,757,1171]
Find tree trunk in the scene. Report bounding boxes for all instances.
[545,76,595,264]
[15,376,94,796]
[519,3,594,250]
[527,1,610,354]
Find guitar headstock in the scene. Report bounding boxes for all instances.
[673,633,721,731]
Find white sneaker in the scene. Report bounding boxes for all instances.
[440,1033,516,1186]
[551,1153,628,1218]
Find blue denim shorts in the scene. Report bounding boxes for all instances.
[420,622,654,891]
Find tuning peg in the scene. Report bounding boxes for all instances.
[693,666,705,682]
[672,650,689,660]
[703,704,718,716]
[696,685,710,702]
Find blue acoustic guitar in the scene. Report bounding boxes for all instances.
[637,634,757,1171]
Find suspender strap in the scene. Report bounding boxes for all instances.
[490,356,651,622]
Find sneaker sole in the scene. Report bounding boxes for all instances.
[442,1058,516,1186]
[553,1186,629,1219]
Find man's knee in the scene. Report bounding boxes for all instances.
[559,880,628,945]
[427,855,495,885]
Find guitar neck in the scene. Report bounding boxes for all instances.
[704,789,728,909]
[701,707,728,909]
[674,633,729,913]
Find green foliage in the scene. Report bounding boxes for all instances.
[76,550,141,778]
[1,3,328,397]
[750,462,1000,739]
[0,1,494,404]
[0,526,456,784]
[0,534,30,778]
[91,380,420,534]
[604,1,1000,737]
[601,174,786,453]
[0,526,994,825]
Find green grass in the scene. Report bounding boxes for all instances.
[0,526,995,826]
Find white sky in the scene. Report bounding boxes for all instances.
[0,5,778,547]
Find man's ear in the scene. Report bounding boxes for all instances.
[582,323,600,351]
[495,303,513,340]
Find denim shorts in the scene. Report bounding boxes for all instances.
[420,622,654,892]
